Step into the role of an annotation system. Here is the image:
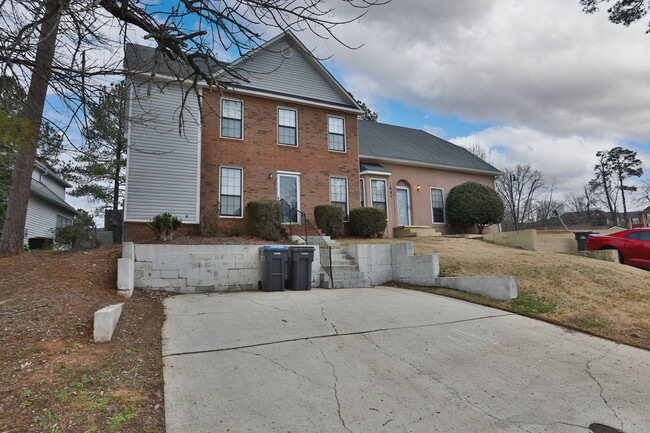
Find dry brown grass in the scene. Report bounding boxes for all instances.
[340,236,650,350]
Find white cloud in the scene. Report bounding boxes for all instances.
[315,0,650,142]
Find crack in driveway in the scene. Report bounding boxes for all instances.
[585,344,624,431]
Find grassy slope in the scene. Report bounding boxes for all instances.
[341,237,650,350]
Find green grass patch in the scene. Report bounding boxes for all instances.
[581,316,609,329]
[509,293,556,316]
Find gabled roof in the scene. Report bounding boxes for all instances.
[34,160,71,188]
[358,120,501,176]
[124,31,362,112]
[30,179,77,214]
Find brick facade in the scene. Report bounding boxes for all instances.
[201,91,360,234]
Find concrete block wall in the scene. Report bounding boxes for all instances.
[343,242,439,286]
[133,244,321,293]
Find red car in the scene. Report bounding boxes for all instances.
[586,229,650,269]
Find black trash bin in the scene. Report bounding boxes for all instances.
[288,246,315,291]
[574,231,596,252]
[28,237,53,251]
[258,246,289,292]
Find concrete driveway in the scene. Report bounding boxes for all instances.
[162,287,650,433]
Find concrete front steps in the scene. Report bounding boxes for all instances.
[393,225,441,238]
[321,248,370,289]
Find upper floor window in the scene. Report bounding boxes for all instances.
[278,108,297,146]
[220,167,243,217]
[430,188,445,223]
[330,177,348,219]
[370,179,388,218]
[221,99,242,139]
[328,116,346,152]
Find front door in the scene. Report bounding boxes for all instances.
[278,173,300,223]
[396,187,411,226]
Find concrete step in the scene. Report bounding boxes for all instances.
[331,258,356,265]
[330,270,367,280]
[329,264,359,273]
[394,225,442,238]
[321,276,371,289]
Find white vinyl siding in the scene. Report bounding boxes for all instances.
[220,167,243,217]
[328,116,345,152]
[124,79,201,223]
[431,188,445,224]
[370,179,388,219]
[228,39,350,105]
[221,98,243,139]
[278,108,297,146]
[330,177,348,219]
[24,195,74,242]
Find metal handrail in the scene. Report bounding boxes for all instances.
[279,198,334,288]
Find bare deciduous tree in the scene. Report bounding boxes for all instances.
[495,163,545,231]
[0,0,388,256]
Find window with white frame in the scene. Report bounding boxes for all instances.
[328,116,345,152]
[221,99,242,139]
[360,179,365,207]
[370,179,387,217]
[430,188,445,223]
[278,108,297,146]
[56,215,72,229]
[632,217,640,224]
[220,167,243,217]
[330,177,348,218]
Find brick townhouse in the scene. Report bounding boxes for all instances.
[122,31,500,241]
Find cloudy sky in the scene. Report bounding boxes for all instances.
[308,0,650,201]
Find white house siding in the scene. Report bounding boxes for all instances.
[230,39,350,106]
[40,175,66,199]
[24,196,74,242]
[124,79,201,223]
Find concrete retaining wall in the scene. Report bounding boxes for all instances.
[434,276,518,301]
[343,242,440,286]
[565,250,619,263]
[133,244,321,293]
[483,229,537,251]
[483,229,580,253]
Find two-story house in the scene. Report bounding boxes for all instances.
[23,160,77,246]
[122,31,500,241]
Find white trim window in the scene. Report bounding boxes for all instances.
[221,98,243,139]
[430,187,445,223]
[370,179,388,219]
[360,179,365,207]
[278,108,297,146]
[56,215,72,229]
[330,177,349,219]
[328,116,346,152]
[220,167,243,217]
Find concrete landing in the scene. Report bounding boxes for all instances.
[162,287,650,433]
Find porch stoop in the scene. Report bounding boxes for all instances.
[321,248,370,289]
[393,225,441,238]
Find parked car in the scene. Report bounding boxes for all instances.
[586,229,650,269]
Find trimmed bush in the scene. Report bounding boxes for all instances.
[314,205,344,238]
[349,207,387,237]
[246,200,282,241]
[148,212,183,241]
[53,209,97,249]
[445,182,504,234]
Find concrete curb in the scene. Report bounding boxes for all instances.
[117,258,134,298]
[433,276,517,301]
[94,303,124,343]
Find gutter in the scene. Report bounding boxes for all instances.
[359,155,502,177]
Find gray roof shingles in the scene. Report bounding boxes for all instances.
[358,120,501,175]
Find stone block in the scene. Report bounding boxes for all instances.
[117,258,134,298]
[122,241,135,259]
[94,303,123,343]
[161,270,180,279]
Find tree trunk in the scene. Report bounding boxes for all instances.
[0,3,61,257]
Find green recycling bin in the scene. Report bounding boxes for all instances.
[258,246,289,292]
[287,246,315,291]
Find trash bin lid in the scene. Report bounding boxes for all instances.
[259,245,289,249]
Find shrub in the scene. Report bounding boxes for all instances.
[349,207,387,237]
[246,200,282,241]
[148,212,183,241]
[445,182,504,234]
[54,209,97,248]
[200,204,220,236]
[314,205,344,238]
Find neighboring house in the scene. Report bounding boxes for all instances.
[122,31,500,241]
[627,207,650,229]
[24,160,77,245]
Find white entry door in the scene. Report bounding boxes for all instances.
[278,173,300,223]
[396,187,411,226]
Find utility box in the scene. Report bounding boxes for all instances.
[288,246,315,291]
[258,246,289,292]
